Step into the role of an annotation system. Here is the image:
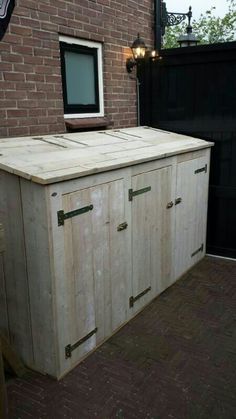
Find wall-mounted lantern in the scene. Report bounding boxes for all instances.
[126,33,147,73]
[177,7,199,47]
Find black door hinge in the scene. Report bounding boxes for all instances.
[65,327,98,359]
[129,186,151,201]
[195,164,207,174]
[191,243,204,258]
[58,204,93,226]
[129,286,151,308]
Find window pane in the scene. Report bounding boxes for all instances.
[64,51,96,105]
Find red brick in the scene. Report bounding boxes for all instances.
[10,25,32,36]
[4,73,25,81]
[0,0,154,137]
[8,126,30,136]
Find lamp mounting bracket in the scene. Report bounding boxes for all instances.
[161,2,192,34]
[154,1,193,49]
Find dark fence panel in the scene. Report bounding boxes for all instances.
[139,42,236,258]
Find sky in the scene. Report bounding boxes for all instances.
[166,0,229,20]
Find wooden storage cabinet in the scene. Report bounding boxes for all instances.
[0,127,213,378]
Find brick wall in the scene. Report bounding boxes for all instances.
[0,0,154,138]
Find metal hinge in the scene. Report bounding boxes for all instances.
[129,186,151,201]
[195,164,207,174]
[57,204,93,226]
[65,327,98,359]
[191,243,204,258]
[129,286,151,308]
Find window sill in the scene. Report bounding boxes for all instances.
[65,117,109,131]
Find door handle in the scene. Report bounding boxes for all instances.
[117,222,128,231]
[166,201,174,209]
[175,197,182,205]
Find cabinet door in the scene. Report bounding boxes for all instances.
[175,155,210,279]
[131,166,173,314]
[62,178,130,362]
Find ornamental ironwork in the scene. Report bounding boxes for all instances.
[162,2,192,34]
[154,0,193,50]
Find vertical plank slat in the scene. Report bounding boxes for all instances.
[91,184,111,344]
[108,180,130,333]
[20,179,57,376]
[0,172,33,366]
[0,223,9,338]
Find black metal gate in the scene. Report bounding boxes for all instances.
[139,42,236,258]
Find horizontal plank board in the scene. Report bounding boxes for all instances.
[0,127,213,184]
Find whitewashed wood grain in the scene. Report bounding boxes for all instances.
[174,150,210,280]
[63,188,97,364]
[20,179,57,376]
[0,172,33,365]
[0,127,214,185]
[131,165,173,314]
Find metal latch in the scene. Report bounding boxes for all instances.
[175,197,182,205]
[166,201,174,209]
[191,243,204,257]
[117,222,128,231]
[65,327,98,359]
[58,204,93,226]
[129,186,151,201]
[129,286,151,308]
[195,164,207,174]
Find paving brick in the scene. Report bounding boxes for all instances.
[7,256,236,419]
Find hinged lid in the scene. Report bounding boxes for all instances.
[0,127,214,185]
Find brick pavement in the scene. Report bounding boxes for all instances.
[7,256,236,419]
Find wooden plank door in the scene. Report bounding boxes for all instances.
[62,178,130,364]
[130,165,173,314]
[175,153,210,280]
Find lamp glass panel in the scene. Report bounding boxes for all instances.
[132,47,146,59]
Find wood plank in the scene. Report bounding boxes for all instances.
[48,187,72,377]
[0,225,5,254]
[0,254,9,340]
[0,145,64,157]
[0,172,33,366]
[20,179,57,376]
[108,179,130,332]
[90,183,111,343]
[0,333,27,377]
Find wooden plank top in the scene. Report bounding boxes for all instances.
[0,127,214,185]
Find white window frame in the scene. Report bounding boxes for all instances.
[59,35,104,119]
